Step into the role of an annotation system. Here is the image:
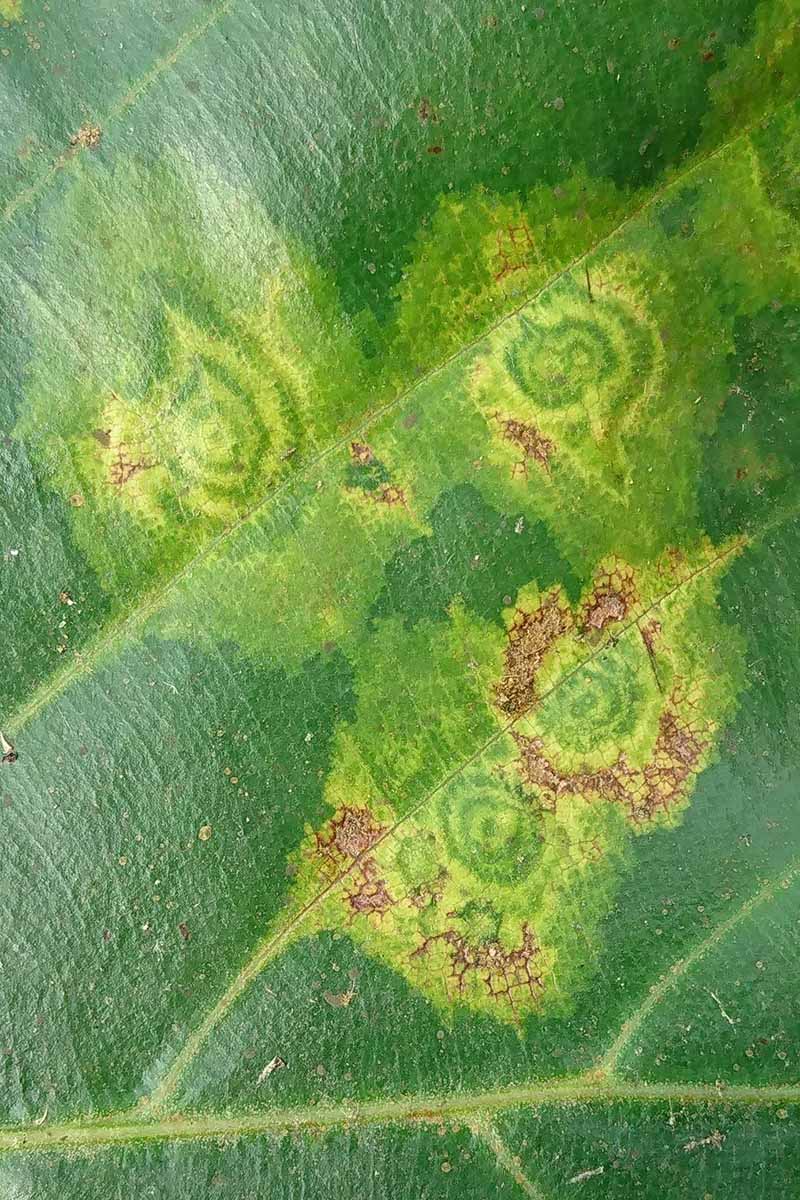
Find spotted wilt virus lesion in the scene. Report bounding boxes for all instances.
[286,542,741,1023]
[410,923,544,1007]
[313,807,397,918]
[279,247,741,1027]
[58,292,323,530]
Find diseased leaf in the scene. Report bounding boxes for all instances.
[1,1,799,1196]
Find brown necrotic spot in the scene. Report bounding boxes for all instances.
[640,618,662,657]
[494,593,571,718]
[493,219,536,285]
[371,483,407,508]
[635,688,709,822]
[313,807,387,881]
[581,562,638,633]
[512,681,712,824]
[496,414,554,476]
[406,868,448,911]
[331,808,384,857]
[417,97,439,124]
[342,857,396,920]
[107,443,153,492]
[69,123,102,150]
[350,441,373,465]
[411,924,543,1010]
[347,874,394,916]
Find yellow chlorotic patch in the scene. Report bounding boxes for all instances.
[473,253,666,510]
[83,292,315,526]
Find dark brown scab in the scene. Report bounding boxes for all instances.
[496,414,554,476]
[512,682,711,824]
[494,593,571,718]
[411,923,543,1009]
[581,563,638,633]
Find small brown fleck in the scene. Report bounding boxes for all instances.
[417,97,439,124]
[427,144,444,155]
[178,922,190,941]
[69,123,101,150]
[323,982,357,1007]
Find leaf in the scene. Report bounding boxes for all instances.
[1,2,800,1196]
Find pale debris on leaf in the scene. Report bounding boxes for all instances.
[257,1056,287,1084]
[569,1166,604,1184]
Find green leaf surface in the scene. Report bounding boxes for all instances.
[2,0,800,1194]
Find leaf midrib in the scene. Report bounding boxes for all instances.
[1,1078,798,1156]
[5,95,796,742]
